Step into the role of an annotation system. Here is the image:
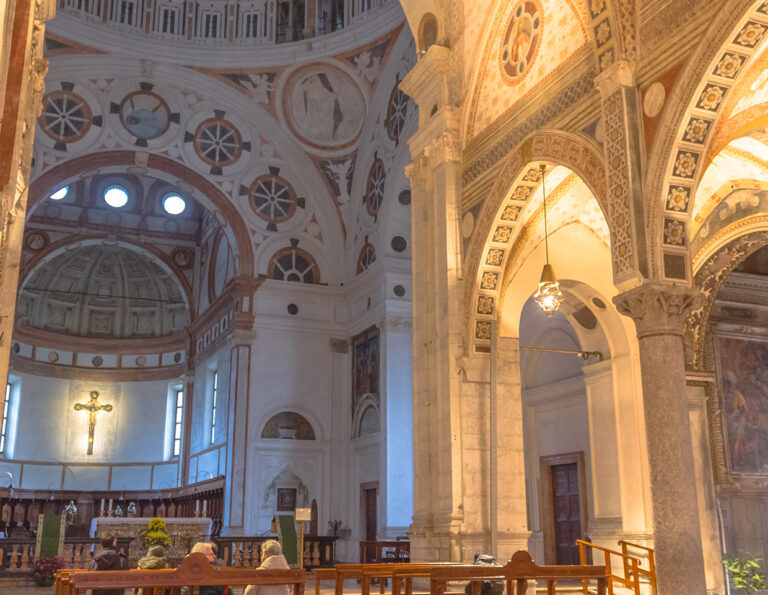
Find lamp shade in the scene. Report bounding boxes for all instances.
[534,264,563,316]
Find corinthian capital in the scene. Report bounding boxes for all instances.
[613,281,703,339]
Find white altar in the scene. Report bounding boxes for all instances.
[90,517,212,563]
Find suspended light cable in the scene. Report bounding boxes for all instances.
[533,163,564,316]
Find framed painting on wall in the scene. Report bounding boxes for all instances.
[277,488,297,511]
[716,334,768,475]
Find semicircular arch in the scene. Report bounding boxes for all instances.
[29,152,254,276]
[465,130,606,352]
[646,0,768,281]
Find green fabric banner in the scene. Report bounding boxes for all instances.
[275,515,298,567]
[36,514,65,558]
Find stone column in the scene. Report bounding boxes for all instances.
[686,375,726,595]
[0,0,53,392]
[495,337,531,559]
[180,371,194,486]
[401,44,466,561]
[614,282,707,594]
[221,329,255,536]
[378,314,414,537]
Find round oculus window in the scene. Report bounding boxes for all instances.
[50,186,69,200]
[104,185,129,208]
[162,193,186,215]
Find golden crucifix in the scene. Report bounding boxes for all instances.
[74,391,112,455]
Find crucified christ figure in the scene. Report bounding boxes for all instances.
[74,391,113,455]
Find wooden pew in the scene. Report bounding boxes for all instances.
[314,562,458,595]
[54,568,87,595]
[430,551,608,595]
[62,552,305,595]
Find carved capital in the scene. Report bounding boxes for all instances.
[399,44,457,108]
[594,59,637,97]
[329,338,348,353]
[425,132,461,165]
[614,281,703,339]
[378,316,413,331]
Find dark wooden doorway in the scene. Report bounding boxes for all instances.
[361,482,378,561]
[551,462,581,564]
[540,452,588,565]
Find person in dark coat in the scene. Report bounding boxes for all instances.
[89,535,128,595]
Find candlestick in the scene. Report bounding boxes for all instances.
[202,500,207,516]
[108,498,113,512]
[195,499,200,516]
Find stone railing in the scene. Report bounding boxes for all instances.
[58,0,396,47]
[0,537,132,576]
[214,535,335,569]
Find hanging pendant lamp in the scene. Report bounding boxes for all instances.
[533,163,563,316]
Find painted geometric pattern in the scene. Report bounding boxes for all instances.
[602,90,634,278]
[473,168,542,352]
[588,0,618,73]
[660,6,768,280]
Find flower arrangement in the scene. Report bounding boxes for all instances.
[141,517,171,549]
[32,556,64,587]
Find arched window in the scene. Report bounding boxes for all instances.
[268,246,319,284]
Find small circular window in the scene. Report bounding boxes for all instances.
[50,186,69,200]
[104,185,129,208]
[162,193,186,215]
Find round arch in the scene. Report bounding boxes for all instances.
[18,236,195,312]
[686,225,768,371]
[465,130,607,352]
[645,0,768,281]
[28,151,255,276]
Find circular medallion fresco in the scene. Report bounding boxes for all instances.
[119,90,171,140]
[284,64,366,149]
[500,0,543,83]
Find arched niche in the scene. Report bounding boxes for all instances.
[418,13,438,53]
[261,411,316,440]
[352,394,380,438]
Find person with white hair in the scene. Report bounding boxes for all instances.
[244,539,290,595]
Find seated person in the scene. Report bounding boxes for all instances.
[135,545,169,595]
[190,542,229,595]
[244,540,290,595]
[138,545,168,569]
[89,536,128,595]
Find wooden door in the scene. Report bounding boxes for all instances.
[361,483,378,561]
[551,462,581,564]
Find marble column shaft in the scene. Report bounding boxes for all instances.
[614,282,707,595]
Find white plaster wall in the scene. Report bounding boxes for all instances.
[11,373,174,462]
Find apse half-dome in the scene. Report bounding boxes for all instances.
[17,244,188,339]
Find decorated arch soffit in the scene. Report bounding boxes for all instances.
[648,0,768,282]
[686,229,768,371]
[464,0,590,142]
[464,130,606,354]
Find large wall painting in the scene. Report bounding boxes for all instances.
[352,327,379,417]
[718,335,768,474]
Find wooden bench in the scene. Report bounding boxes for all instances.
[430,551,609,595]
[58,552,305,595]
[313,562,458,595]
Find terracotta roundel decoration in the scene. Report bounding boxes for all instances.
[39,89,92,145]
[500,0,543,83]
[365,157,386,216]
[249,174,298,226]
[194,117,243,168]
[284,63,366,150]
